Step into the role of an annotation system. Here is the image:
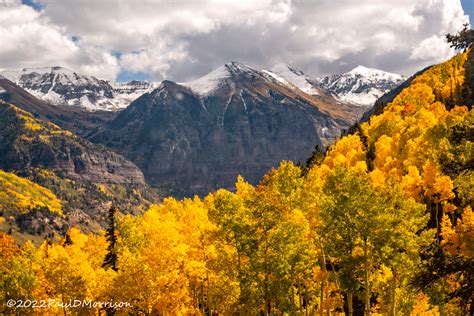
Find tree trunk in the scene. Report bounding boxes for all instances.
[364,240,371,316]
[435,202,440,242]
[320,250,327,316]
[348,292,353,316]
[265,270,270,316]
[298,282,303,312]
[390,272,397,316]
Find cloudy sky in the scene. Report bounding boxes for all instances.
[0,0,471,82]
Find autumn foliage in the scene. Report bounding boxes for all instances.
[0,52,473,315]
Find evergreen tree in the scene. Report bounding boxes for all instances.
[303,144,325,175]
[102,205,118,272]
[463,49,474,109]
[63,233,73,246]
[446,23,474,50]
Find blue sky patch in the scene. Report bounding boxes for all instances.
[461,0,473,22]
[21,0,45,11]
[116,70,150,83]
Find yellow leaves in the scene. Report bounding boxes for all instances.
[445,105,469,127]
[95,183,110,196]
[441,207,474,257]
[323,134,366,171]
[38,233,111,312]
[235,175,255,198]
[0,169,62,215]
[401,166,423,199]
[422,160,454,202]
[0,232,20,260]
[113,197,218,314]
[391,83,436,114]
[412,51,467,101]
[410,293,440,316]
[23,120,43,132]
[369,168,386,187]
[373,135,401,175]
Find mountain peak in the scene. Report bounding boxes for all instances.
[267,63,322,95]
[348,65,370,75]
[271,63,305,77]
[184,62,261,95]
[223,61,255,73]
[20,66,76,76]
[318,66,405,107]
[347,65,402,79]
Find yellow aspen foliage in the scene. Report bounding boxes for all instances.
[422,160,455,203]
[0,170,62,214]
[113,197,221,315]
[323,134,366,171]
[0,232,19,260]
[369,168,386,187]
[441,207,474,257]
[373,135,402,176]
[410,293,440,316]
[32,228,112,315]
[401,166,424,199]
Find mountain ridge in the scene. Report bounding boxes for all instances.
[0,67,158,111]
[2,63,404,111]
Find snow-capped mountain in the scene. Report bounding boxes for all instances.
[317,65,405,107]
[183,62,283,95]
[91,61,365,196]
[1,64,404,111]
[111,80,160,108]
[0,67,158,111]
[184,62,250,94]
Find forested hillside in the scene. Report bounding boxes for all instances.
[0,51,473,315]
[0,100,158,239]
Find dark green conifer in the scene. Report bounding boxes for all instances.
[102,205,118,272]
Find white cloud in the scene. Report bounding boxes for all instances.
[0,1,119,80]
[0,0,469,81]
[410,35,452,61]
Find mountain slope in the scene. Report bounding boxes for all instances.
[0,169,66,242]
[0,76,116,136]
[0,169,62,215]
[0,100,158,236]
[91,62,363,196]
[0,100,144,184]
[268,63,327,96]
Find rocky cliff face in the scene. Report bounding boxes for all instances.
[0,100,145,185]
[90,62,362,196]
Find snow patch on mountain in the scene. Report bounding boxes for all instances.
[184,65,232,95]
[183,62,268,96]
[268,64,321,95]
